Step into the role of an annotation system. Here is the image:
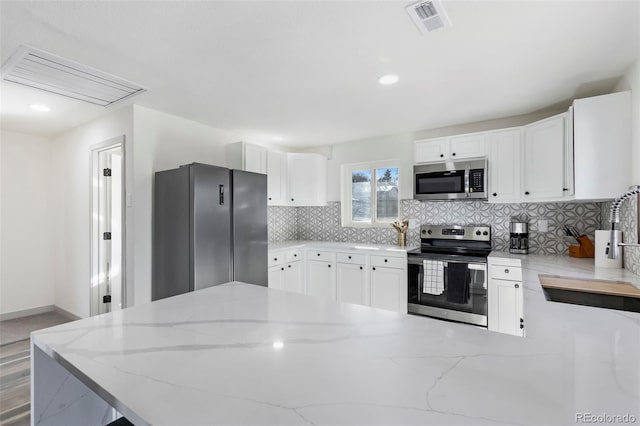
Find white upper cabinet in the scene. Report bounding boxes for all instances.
[488,128,522,203]
[287,153,327,206]
[572,91,632,200]
[266,150,288,205]
[415,133,487,163]
[522,113,568,201]
[225,142,267,174]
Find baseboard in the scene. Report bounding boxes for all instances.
[53,305,82,321]
[0,305,54,321]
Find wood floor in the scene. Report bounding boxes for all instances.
[0,339,30,426]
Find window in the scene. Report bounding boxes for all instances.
[341,161,400,227]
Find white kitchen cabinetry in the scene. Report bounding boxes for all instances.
[288,153,327,206]
[488,128,522,203]
[522,113,570,201]
[336,252,368,305]
[369,255,407,312]
[225,142,267,174]
[305,250,336,300]
[267,150,288,205]
[572,91,631,200]
[415,132,486,163]
[268,249,304,294]
[488,257,524,337]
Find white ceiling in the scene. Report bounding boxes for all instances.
[1,1,639,147]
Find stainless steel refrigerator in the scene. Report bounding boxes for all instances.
[152,163,267,301]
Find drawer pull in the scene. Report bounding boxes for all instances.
[372,267,376,271]
[514,283,519,288]
[293,254,297,257]
[384,259,388,263]
[280,267,284,271]
[359,266,363,270]
[328,264,331,268]
[504,269,509,274]
[348,256,352,259]
[273,258,278,261]
[288,265,291,268]
[317,253,320,257]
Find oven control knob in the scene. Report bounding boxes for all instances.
[475,230,481,236]
[427,229,432,235]
[421,229,426,234]
[483,231,489,236]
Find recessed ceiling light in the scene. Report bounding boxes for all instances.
[378,74,399,85]
[29,104,51,112]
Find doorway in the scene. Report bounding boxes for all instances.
[90,136,125,316]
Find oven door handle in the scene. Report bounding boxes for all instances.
[408,257,486,270]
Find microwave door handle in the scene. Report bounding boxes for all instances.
[464,165,470,197]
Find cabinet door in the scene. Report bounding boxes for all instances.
[489,129,522,202]
[449,133,487,159]
[306,260,336,300]
[523,114,566,200]
[336,263,367,306]
[268,265,284,290]
[414,138,449,163]
[283,261,304,294]
[288,154,327,206]
[244,144,267,174]
[370,266,403,312]
[488,278,523,337]
[267,151,288,205]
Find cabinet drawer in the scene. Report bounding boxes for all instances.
[268,252,286,267]
[307,251,336,262]
[336,252,367,265]
[370,255,404,269]
[490,264,522,281]
[286,250,302,262]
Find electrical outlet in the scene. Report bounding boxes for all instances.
[538,219,549,233]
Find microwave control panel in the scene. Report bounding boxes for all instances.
[469,169,485,193]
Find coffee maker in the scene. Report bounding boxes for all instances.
[510,221,529,254]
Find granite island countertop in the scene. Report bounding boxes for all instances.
[32,278,639,426]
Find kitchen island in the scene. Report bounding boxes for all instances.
[33,278,639,426]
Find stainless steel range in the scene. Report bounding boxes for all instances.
[407,224,491,326]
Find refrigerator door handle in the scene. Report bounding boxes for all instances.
[219,184,225,205]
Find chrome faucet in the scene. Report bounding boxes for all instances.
[607,185,640,259]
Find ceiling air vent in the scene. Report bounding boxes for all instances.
[406,0,452,35]
[1,45,146,107]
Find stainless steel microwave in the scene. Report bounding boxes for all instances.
[413,159,488,200]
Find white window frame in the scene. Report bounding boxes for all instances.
[340,160,401,228]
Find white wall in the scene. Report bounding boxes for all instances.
[132,105,240,306]
[51,106,134,318]
[0,131,54,315]
[614,58,640,184]
[325,110,562,202]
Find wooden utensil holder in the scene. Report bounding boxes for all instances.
[569,235,595,258]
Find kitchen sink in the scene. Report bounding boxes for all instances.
[539,275,640,314]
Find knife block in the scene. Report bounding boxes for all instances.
[569,235,595,258]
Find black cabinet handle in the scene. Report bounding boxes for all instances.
[452,152,456,156]
[372,267,376,271]
[219,184,225,205]
[273,258,278,261]
[317,253,320,256]
[505,269,509,274]
[348,256,352,259]
[525,191,530,195]
[359,266,363,270]
[280,267,284,271]
[268,197,272,201]
[384,259,388,263]
[288,265,291,268]
[291,198,294,201]
[492,193,497,197]
[328,264,331,268]
[562,188,569,191]
[440,154,444,158]
[514,283,519,288]
[293,254,297,257]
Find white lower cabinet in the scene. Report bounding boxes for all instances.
[370,266,404,312]
[306,259,337,300]
[268,249,304,294]
[488,258,524,337]
[336,262,368,305]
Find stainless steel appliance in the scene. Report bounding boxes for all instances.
[407,224,491,326]
[509,221,529,254]
[152,163,267,301]
[413,159,488,201]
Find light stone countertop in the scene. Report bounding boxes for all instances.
[33,274,640,426]
[268,240,417,254]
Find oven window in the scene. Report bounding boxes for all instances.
[416,171,464,194]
